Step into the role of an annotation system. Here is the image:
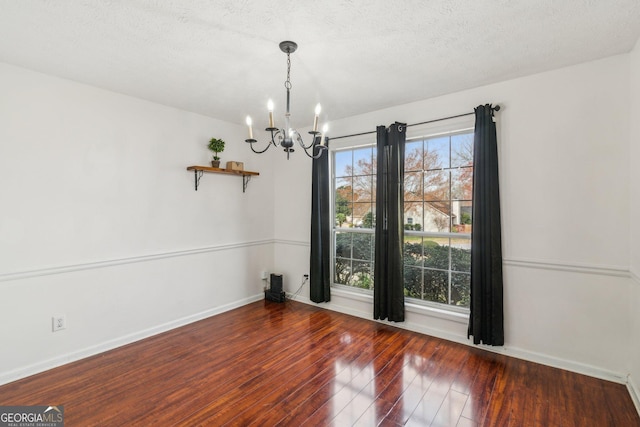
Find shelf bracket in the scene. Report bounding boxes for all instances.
[194,170,204,191]
[242,175,252,193]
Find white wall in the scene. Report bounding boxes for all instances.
[274,54,634,383]
[629,38,640,409]
[0,62,275,384]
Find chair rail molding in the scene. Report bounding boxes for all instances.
[503,257,629,278]
[0,239,275,284]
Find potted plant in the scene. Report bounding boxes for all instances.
[207,138,225,168]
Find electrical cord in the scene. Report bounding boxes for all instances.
[287,275,308,302]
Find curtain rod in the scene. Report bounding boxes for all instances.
[328,105,500,141]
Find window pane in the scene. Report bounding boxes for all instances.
[451,133,473,168]
[334,258,351,285]
[349,261,373,289]
[425,136,450,170]
[335,177,353,201]
[352,233,373,261]
[451,239,471,273]
[424,202,451,232]
[424,239,449,270]
[335,150,352,177]
[452,201,472,233]
[423,269,448,304]
[404,266,423,299]
[451,168,472,200]
[424,170,449,201]
[338,204,353,227]
[353,147,374,176]
[352,203,372,227]
[451,273,470,307]
[404,202,423,230]
[404,171,423,201]
[404,236,424,268]
[355,206,375,229]
[335,232,352,258]
[335,177,353,227]
[353,175,373,202]
[363,204,376,228]
[405,140,423,171]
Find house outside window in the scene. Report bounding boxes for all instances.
[331,128,473,309]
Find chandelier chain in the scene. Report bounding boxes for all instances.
[285,52,292,90]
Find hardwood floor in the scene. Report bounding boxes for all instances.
[0,300,638,426]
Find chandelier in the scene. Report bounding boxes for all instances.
[245,41,328,160]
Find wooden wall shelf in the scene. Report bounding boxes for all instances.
[186,166,259,192]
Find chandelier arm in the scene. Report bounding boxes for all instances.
[298,135,319,150]
[247,129,283,154]
[291,130,316,151]
[302,143,328,159]
[248,141,274,154]
[299,134,327,159]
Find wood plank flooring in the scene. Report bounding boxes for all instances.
[0,300,638,426]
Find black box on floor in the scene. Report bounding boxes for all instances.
[270,273,283,293]
[265,289,286,303]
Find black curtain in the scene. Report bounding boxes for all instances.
[373,123,406,322]
[468,104,504,345]
[310,140,331,303]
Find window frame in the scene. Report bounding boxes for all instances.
[331,142,377,293]
[403,128,474,312]
[329,121,474,313]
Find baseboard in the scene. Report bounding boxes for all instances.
[501,346,628,384]
[628,273,640,415]
[629,374,640,414]
[0,293,264,386]
[293,295,628,385]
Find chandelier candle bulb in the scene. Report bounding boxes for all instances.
[267,99,275,128]
[313,104,321,132]
[320,124,328,146]
[246,116,253,140]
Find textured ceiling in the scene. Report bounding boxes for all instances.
[1,0,639,129]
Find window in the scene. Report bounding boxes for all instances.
[331,129,473,309]
[403,131,473,308]
[333,146,375,289]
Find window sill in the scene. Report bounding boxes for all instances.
[330,286,469,325]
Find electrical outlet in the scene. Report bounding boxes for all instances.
[303,274,309,283]
[52,315,66,332]
[261,271,268,280]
